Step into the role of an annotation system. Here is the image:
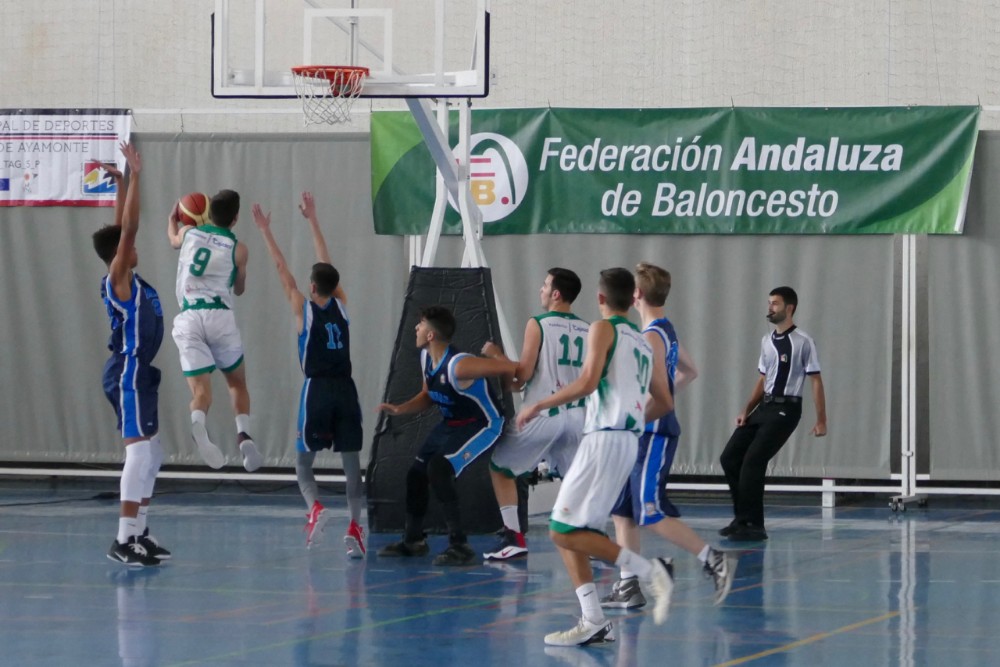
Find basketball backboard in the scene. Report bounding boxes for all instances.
[212,0,490,99]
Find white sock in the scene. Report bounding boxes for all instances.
[615,547,652,579]
[235,413,252,435]
[620,569,637,580]
[697,545,711,564]
[576,583,604,624]
[191,410,206,426]
[136,506,149,535]
[499,505,520,533]
[117,517,138,544]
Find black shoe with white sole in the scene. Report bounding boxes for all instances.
[107,536,161,567]
[138,528,171,560]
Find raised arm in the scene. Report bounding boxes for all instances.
[252,204,306,326]
[101,158,126,229]
[107,143,142,302]
[232,241,248,296]
[166,202,189,249]
[298,191,347,304]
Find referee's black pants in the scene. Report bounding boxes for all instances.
[719,402,801,527]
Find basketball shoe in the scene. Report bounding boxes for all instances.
[305,501,329,548]
[344,521,367,558]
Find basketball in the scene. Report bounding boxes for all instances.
[177,192,211,226]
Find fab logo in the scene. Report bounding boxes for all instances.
[450,132,528,223]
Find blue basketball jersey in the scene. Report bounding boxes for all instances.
[298,298,352,378]
[422,346,502,425]
[644,317,681,437]
[101,273,164,365]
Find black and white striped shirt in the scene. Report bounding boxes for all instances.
[758,326,821,397]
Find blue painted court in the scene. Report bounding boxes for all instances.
[1,480,998,666]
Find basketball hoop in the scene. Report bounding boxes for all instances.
[291,65,369,125]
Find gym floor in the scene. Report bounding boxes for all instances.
[1,478,997,666]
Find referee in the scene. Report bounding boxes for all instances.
[719,286,827,541]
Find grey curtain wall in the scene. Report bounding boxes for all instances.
[0,130,993,481]
[928,132,1000,481]
[0,133,406,470]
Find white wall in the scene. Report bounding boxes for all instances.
[3,1,999,132]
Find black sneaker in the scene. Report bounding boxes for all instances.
[138,528,171,560]
[718,520,741,537]
[726,524,768,542]
[483,528,528,560]
[600,576,647,609]
[432,542,476,566]
[377,539,430,557]
[107,536,161,567]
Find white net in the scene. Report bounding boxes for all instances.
[291,66,369,125]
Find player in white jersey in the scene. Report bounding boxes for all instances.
[601,262,736,611]
[516,268,675,647]
[481,268,589,560]
[167,189,262,472]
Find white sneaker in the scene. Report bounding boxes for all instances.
[647,557,675,625]
[706,548,738,605]
[544,617,615,646]
[192,421,225,469]
[240,438,263,472]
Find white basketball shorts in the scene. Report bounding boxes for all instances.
[172,309,245,376]
[549,429,638,533]
[490,408,584,478]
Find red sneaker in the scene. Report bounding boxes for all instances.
[304,501,329,548]
[344,520,367,558]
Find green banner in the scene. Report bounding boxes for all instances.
[372,106,979,235]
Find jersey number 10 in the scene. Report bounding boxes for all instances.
[634,348,651,393]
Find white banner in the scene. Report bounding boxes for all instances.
[0,109,131,207]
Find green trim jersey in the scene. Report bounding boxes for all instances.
[583,316,653,434]
[522,312,591,413]
[175,224,238,311]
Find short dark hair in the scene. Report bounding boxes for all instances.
[92,225,122,265]
[599,268,635,312]
[769,286,799,314]
[209,189,241,228]
[634,262,671,307]
[310,263,340,297]
[420,305,456,342]
[547,267,582,304]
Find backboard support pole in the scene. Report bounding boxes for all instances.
[405,97,518,361]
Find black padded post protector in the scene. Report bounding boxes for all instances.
[367,267,514,534]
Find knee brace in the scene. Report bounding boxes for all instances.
[147,434,164,476]
[121,440,151,504]
[141,435,164,498]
